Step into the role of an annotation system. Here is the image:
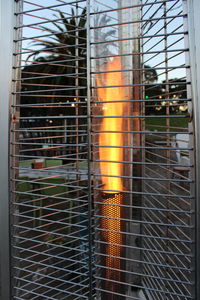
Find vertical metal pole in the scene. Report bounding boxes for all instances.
[75,2,80,183]
[140,1,146,298]
[187,1,200,298]
[64,118,67,144]
[86,1,93,298]
[182,2,195,300]
[11,0,23,297]
[163,2,171,295]
[0,0,14,299]
[164,2,170,170]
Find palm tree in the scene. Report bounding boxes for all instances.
[29,8,87,59]
[21,8,87,162]
[93,11,116,67]
[22,8,87,115]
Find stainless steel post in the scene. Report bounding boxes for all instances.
[0,0,14,298]
[86,1,93,299]
[187,0,200,298]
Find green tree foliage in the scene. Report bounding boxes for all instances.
[20,8,87,162]
[144,65,158,83]
[21,8,87,118]
[144,68,187,115]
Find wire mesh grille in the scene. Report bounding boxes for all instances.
[11,1,91,299]
[90,0,194,299]
[141,1,194,299]
[10,0,195,299]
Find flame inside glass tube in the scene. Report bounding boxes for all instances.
[97,57,125,193]
[97,57,127,293]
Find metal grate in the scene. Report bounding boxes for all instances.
[90,0,194,299]
[10,1,91,299]
[0,0,198,299]
[140,1,194,299]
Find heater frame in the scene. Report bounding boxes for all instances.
[0,0,200,299]
[0,0,15,299]
[186,0,200,298]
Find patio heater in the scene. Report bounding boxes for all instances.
[0,0,199,299]
[96,57,128,299]
[91,0,141,298]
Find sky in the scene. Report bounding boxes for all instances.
[20,0,186,82]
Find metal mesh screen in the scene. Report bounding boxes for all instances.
[11,1,91,299]
[9,0,195,299]
[90,0,194,299]
[140,1,194,299]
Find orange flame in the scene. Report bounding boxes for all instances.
[97,57,127,290]
[97,57,126,193]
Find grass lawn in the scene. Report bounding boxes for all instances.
[145,115,189,131]
[17,177,72,229]
[20,159,88,168]
[20,159,62,168]
[18,159,87,199]
[17,177,68,198]
[38,178,68,196]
